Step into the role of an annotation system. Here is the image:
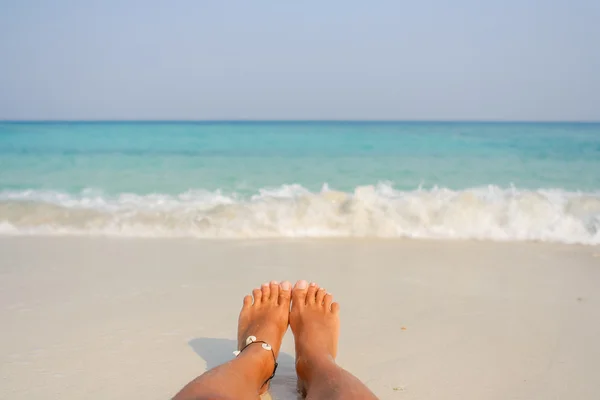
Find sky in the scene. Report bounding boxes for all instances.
[0,0,599,121]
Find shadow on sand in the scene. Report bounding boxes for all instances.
[189,338,301,400]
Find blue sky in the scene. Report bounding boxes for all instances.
[0,0,598,121]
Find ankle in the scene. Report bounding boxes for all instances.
[295,352,336,382]
[237,345,277,387]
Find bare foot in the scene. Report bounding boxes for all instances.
[237,280,292,394]
[289,280,340,394]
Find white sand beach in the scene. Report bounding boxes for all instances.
[1,237,599,400]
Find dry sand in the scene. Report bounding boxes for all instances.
[1,237,599,399]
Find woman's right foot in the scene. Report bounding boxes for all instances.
[289,280,340,393]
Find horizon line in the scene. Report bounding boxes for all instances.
[2,119,600,124]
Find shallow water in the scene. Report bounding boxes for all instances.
[1,121,599,243]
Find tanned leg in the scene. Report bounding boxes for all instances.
[173,281,291,400]
[290,280,378,400]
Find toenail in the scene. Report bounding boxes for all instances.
[310,282,317,287]
[296,280,308,289]
[281,281,291,290]
[270,280,279,284]
[262,282,269,287]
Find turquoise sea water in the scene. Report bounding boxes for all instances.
[1,121,599,243]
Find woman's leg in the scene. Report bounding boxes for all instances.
[173,281,291,400]
[290,280,379,400]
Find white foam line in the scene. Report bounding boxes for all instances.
[0,184,599,244]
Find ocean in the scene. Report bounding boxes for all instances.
[0,121,599,244]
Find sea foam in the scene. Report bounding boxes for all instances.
[0,183,598,244]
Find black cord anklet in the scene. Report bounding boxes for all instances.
[235,336,279,388]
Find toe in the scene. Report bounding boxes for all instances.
[279,281,292,306]
[316,287,326,305]
[261,282,271,300]
[243,295,252,308]
[306,282,319,305]
[252,288,262,305]
[269,281,279,302]
[324,293,333,310]
[331,302,340,314]
[292,280,309,307]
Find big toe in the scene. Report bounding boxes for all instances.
[279,281,292,306]
[292,280,309,308]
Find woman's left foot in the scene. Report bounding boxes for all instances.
[237,280,292,393]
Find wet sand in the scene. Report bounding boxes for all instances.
[1,237,598,399]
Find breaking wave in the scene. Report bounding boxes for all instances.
[0,183,599,244]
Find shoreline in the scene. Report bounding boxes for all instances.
[1,237,599,399]
[0,233,598,246]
